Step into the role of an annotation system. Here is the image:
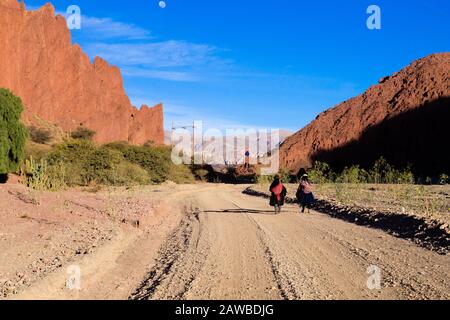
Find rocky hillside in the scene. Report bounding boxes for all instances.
[280,53,450,175]
[0,0,164,144]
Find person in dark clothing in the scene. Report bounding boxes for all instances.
[269,175,287,214]
[244,150,250,169]
[296,174,315,213]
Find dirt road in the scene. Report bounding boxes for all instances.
[5,184,449,300]
[131,185,449,300]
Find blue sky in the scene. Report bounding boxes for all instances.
[25,0,450,131]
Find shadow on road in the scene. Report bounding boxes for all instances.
[203,208,276,215]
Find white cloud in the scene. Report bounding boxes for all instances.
[28,4,230,82]
[83,40,232,82]
[80,16,152,40]
[84,41,224,68]
[26,5,151,40]
[122,67,199,82]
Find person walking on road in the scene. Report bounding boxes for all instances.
[270,175,287,214]
[296,174,315,213]
[244,149,251,169]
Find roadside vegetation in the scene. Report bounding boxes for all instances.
[257,157,448,186]
[21,139,195,190]
[0,88,28,182]
[255,157,449,220]
[0,88,195,190]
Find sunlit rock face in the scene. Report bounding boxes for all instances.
[0,0,164,145]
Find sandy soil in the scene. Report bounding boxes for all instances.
[0,182,205,299]
[1,183,449,300]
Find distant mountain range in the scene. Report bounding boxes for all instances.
[167,129,293,165]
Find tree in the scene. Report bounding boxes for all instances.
[0,88,28,176]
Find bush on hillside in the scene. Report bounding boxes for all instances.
[0,88,28,175]
[29,126,52,144]
[106,142,171,184]
[20,139,195,190]
[107,142,196,184]
[24,141,52,161]
[71,127,96,140]
[44,140,148,186]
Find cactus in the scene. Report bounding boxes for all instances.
[21,156,66,191]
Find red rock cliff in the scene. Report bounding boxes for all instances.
[280,53,450,174]
[0,0,164,145]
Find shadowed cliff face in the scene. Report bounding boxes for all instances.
[311,97,450,176]
[0,0,164,145]
[280,53,450,175]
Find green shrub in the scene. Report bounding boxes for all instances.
[194,168,209,182]
[20,139,195,189]
[369,157,390,183]
[28,126,52,144]
[303,158,417,185]
[21,156,66,191]
[366,157,415,184]
[25,141,52,161]
[256,170,289,185]
[278,168,291,183]
[112,161,150,186]
[395,168,415,184]
[143,140,155,147]
[106,143,171,184]
[168,164,196,184]
[256,174,275,185]
[336,165,368,184]
[45,140,125,186]
[106,142,195,184]
[308,161,333,184]
[0,88,28,174]
[439,174,449,185]
[71,127,96,140]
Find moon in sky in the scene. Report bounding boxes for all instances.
[159,1,166,9]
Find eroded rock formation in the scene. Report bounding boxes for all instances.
[0,0,164,144]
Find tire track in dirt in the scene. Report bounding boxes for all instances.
[130,206,209,300]
[228,197,345,299]
[225,198,298,300]
[130,185,449,300]
[230,188,450,299]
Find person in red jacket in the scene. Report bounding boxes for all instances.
[269,175,287,214]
